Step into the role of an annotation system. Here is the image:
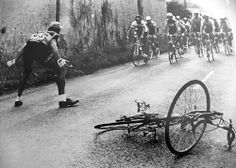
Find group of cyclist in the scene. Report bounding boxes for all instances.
[127,15,159,61]
[127,11,233,64]
[8,12,233,108]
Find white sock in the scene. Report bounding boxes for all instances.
[58,94,66,101]
[16,96,22,102]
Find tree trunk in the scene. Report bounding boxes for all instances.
[56,0,60,21]
[137,0,143,17]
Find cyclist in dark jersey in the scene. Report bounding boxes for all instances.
[201,15,214,34]
[220,17,233,48]
[213,19,220,33]
[220,17,232,33]
[191,12,202,33]
[145,16,159,36]
[12,21,79,108]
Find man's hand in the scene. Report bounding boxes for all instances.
[57,58,69,68]
[6,59,16,67]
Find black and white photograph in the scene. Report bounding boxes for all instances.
[0,0,236,167]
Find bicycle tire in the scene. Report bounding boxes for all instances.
[155,48,160,58]
[148,44,154,60]
[174,52,178,62]
[132,44,141,66]
[225,43,231,56]
[200,42,204,57]
[224,44,228,55]
[165,80,210,155]
[206,44,212,62]
[211,46,215,61]
[168,49,173,64]
[94,120,145,131]
[215,42,220,53]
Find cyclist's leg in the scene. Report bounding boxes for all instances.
[17,43,34,97]
[39,56,79,107]
[41,58,66,95]
[17,59,32,97]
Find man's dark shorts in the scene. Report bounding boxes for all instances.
[22,41,61,73]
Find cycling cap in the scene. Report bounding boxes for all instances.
[146,16,152,21]
[167,13,173,18]
[176,16,180,20]
[48,21,63,30]
[203,15,209,19]
[135,15,142,20]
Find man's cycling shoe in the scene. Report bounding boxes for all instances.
[15,101,23,107]
[59,98,79,108]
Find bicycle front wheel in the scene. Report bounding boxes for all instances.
[94,120,145,132]
[165,80,210,155]
[155,47,160,58]
[132,44,142,66]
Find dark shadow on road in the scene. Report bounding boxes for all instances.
[7,107,78,132]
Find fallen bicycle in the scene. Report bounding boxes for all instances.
[94,80,235,155]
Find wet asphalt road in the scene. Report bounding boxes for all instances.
[0,47,236,168]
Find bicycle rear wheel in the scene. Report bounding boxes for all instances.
[165,80,210,155]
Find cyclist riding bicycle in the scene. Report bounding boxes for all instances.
[12,21,79,108]
[175,16,187,35]
[201,15,215,34]
[175,16,187,52]
[220,17,233,48]
[213,18,220,33]
[165,13,177,35]
[127,15,148,57]
[145,16,159,36]
[145,16,159,58]
[220,17,232,33]
[183,17,191,34]
[191,12,202,33]
[183,17,191,48]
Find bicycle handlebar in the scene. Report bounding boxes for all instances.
[135,100,150,113]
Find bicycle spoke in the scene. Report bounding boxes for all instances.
[166,80,209,155]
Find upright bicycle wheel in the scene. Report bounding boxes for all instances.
[148,44,154,60]
[168,49,174,64]
[199,42,205,58]
[132,44,142,66]
[224,42,232,56]
[211,45,215,61]
[214,42,220,53]
[165,80,210,155]
[155,47,161,58]
[206,44,213,62]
